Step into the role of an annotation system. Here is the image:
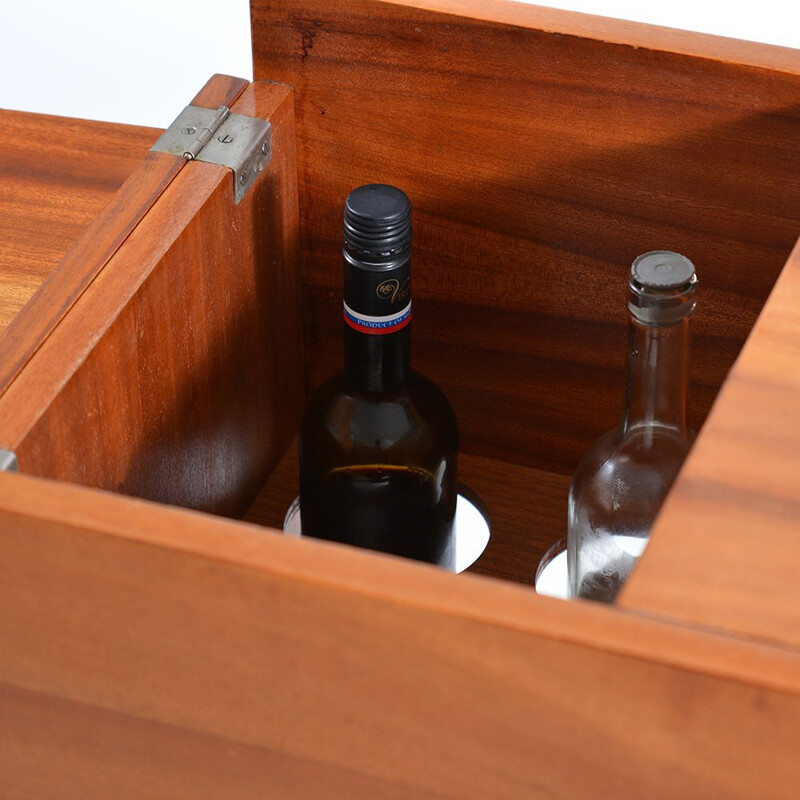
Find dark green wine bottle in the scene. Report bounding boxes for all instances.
[298,184,458,567]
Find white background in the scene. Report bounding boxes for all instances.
[1,1,799,129]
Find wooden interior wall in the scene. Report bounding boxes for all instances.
[251,0,800,473]
[0,82,303,518]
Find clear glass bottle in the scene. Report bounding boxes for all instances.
[567,251,697,602]
[298,184,458,567]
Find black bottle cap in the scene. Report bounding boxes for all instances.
[629,251,697,325]
[344,184,412,259]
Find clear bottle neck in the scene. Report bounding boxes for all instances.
[621,315,691,437]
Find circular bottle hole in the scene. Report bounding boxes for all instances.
[283,488,490,573]
[535,537,569,599]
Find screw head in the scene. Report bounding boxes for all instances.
[217,133,234,144]
[261,141,269,155]
[181,126,197,135]
[239,172,248,185]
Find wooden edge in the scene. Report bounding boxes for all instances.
[372,0,800,74]
[2,469,798,696]
[190,74,249,108]
[0,74,249,398]
[619,234,800,644]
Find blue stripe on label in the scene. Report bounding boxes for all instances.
[343,301,412,334]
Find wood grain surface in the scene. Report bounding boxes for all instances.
[0,110,159,333]
[0,81,303,518]
[252,0,800,473]
[2,469,800,800]
[621,238,800,648]
[0,74,249,396]
[246,440,570,585]
[356,0,800,74]
[0,682,442,800]
[1,5,799,794]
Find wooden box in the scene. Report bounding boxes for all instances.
[1,2,799,797]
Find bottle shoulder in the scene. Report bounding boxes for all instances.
[570,424,691,507]
[408,369,458,423]
[304,370,456,422]
[300,369,457,453]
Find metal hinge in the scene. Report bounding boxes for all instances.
[151,104,272,204]
[0,449,18,472]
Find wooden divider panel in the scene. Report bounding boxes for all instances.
[1,470,799,800]
[0,82,303,518]
[251,0,800,472]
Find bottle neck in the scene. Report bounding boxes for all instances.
[344,323,411,392]
[342,250,413,394]
[622,316,691,436]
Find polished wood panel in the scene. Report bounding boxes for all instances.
[621,239,800,648]
[0,74,248,396]
[362,0,800,73]
[252,0,800,472]
[0,110,158,333]
[0,151,180,392]
[0,682,437,800]
[0,82,303,518]
[2,469,800,800]
[246,441,569,584]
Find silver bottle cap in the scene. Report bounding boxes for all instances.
[628,251,697,325]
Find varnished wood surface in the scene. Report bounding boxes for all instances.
[0,110,159,333]
[0,74,249,396]
[246,441,570,585]
[0,151,181,393]
[252,0,800,473]
[621,238,800,648]
[0,82,303,518]
[2,469,800,800]
[0,683,440,800]
[367,0,800,74]
[0,3,798,791]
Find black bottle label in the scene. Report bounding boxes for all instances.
[343,260,411,335]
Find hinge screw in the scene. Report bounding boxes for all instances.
[181,126,197,135]
[218,133,234,144]
[240,172,248,185]
[261,141,269,155]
